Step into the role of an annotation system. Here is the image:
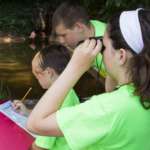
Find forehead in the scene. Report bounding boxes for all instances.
[55,23,71,35]
[32,53,42,70]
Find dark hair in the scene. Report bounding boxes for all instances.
[52,2,90,29]
[108,9,150,109]
[39,43,71,75]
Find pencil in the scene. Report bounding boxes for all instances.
[21,87,32,102]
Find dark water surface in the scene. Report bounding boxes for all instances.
[0,42,44,99]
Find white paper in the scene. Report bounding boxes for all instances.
[0,100,37,137]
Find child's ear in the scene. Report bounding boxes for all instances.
[46,67,56,77]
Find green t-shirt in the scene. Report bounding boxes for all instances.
[57,84,150,150]
[91,20,107,77]
[35,89,79,150]
[91,20,106,37]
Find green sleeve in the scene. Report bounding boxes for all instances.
[61,89,80,107]
[35,136,56,149]
[56,94,115,150]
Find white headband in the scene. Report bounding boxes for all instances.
[119,8,144,54]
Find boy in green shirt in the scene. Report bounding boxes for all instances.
[51,2,107,77]
[12,43,79,150]
[51,2,118,93]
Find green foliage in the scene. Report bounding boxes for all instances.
[0,2,33,35]
[0,80,11,99]
[80,0,150,20]
[0,0,150,35]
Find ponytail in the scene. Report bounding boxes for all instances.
[130,47,150,109]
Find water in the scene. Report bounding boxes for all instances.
[0,41,44,99]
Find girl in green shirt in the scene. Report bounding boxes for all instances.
[27,9,150,150]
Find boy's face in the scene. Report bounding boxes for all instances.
[32,53,56,89]
[55,23,84,49]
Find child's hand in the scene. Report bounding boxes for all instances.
[12,100,30,116]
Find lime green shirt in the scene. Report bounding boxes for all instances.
[91,20,107,77]
[35,89,79,150]
[90,20,106,37]
[57,84,150,150]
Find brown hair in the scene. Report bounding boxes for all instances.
[52,2,90,30]
[39,42,71,75]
